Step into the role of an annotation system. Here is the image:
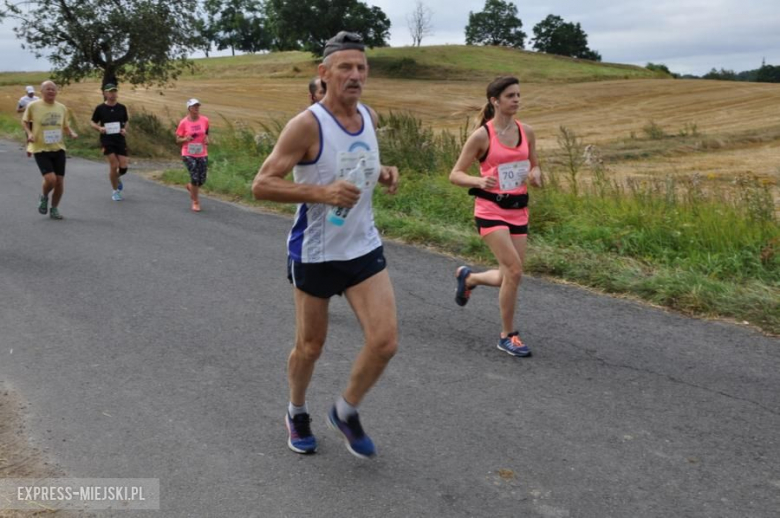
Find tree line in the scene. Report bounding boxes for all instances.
[700,61,780,83]
[645,61,780,83]
[0,0,601,87]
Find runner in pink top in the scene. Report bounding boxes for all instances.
[449,76,543,358]
[175,99,210,212]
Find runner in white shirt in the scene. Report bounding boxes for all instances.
[253,31,399,460]
[16,86,39,113]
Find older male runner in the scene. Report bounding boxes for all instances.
[253,32,399,459]
[22,81,78,220]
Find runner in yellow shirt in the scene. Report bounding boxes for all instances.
[22,81,78,220]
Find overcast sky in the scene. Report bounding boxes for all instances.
[1,0,778,76]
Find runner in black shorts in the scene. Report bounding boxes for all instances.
[90,83,129,201]
[449,76,544,357]
[253,32,400,459]
[22,80,78,220]
[33,151,67,177]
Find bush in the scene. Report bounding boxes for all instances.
[126,110,180,157]
[642,120,666,140]
[377,111,466,175]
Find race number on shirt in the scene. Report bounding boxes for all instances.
[43,129,63,145]
[336,150,380,189]
[187,143,204,155]
[104,122,121,135]
[497,160,531,191]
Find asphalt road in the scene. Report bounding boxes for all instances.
[1,138,779,518]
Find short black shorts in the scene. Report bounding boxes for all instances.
[33,150,66,176]
[287,246,387,299]
[475,217,528,235]
[102,142,127,156]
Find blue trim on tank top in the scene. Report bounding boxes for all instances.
[288,203,308,261]
[317,102,365,136]
[298,109,323,165]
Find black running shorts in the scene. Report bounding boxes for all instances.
[34,150,66,176]
[102,142,128,156]
[475,217,528,236]
[287,246,387,299]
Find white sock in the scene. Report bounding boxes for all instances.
[288,402,308,417]
[335,396,358,421]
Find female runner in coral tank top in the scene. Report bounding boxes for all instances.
[449,76,543,357]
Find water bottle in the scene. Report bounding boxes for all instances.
[327,158,366,226]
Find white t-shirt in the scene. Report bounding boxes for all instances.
[18,95,39,110]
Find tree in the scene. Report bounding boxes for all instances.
[646,63,670,74]
[266,0,390,56]
[193,16,217,58]
[756,64,780,83]
[3,0,204,87]
[464,0,526,48]
[532,15,601,61]
[407,0,433,47]
[204,0,270,56]
[702,68,737,81]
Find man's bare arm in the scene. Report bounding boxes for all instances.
[252,112,361,207]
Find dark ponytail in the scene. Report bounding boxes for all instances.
[476,76,520,128]
[476,102,495,128]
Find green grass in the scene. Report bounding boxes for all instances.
[366,45,663,82]
[0,45,665,89]
[0,71,49,86]
[0,113,25,138]
[176,45,663,83]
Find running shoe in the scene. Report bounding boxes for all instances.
[38,195,48,215]
[327,406,376,459]
[497,332,531,357]
[455,266,473,306]
[285,412,318,454]
[112,190,123,201]
[191,200,201,212]
[49,207,63,220]
[117,180,123,191]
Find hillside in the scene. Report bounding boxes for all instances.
[191,45,664,82]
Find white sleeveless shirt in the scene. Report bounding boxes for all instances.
[287,102,382,263]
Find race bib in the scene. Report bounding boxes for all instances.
[43,129,62,145]
[187,143,204,155]
[497,160,530,191]
[336,149,380,189]
[104,122,121,135]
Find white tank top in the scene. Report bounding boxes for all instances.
[287,102,382,263]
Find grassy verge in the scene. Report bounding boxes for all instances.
[4,110,776,334]
[187,113,778,334]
